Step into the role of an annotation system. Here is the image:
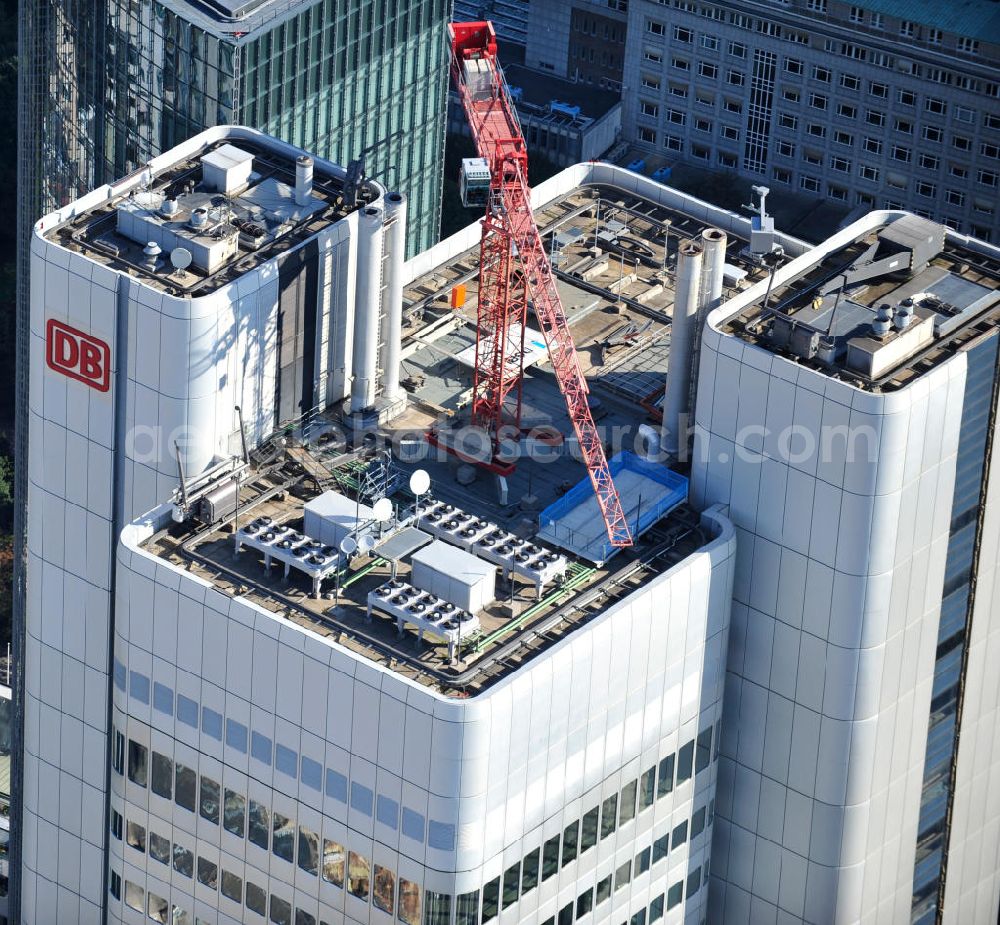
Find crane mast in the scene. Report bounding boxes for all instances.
[449,21,633,548]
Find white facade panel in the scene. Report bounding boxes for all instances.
[100,505,736,925]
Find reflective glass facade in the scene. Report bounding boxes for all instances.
[103,0,449,252]
[911,330,1000,923]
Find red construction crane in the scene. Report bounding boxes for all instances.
[448,21,633,548]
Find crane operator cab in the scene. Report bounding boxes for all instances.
[460,157,491,208]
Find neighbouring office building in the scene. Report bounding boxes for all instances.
[524,0,1000,245]
[691,213,1000,923]
[22,128,737,925]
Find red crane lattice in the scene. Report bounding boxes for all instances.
[449,21,633,548]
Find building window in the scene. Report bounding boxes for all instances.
[542,835,560,878]
[897,89,915,106]
[809,93,828,110]
[950,165,969,179]
[702,34,719,50]
[837,104,856,119]
[812,66,831,83]
[800,176,820,192]
[699,62,717,79]
[502,861,521,908]
[724,99,742,114]
[778,113,797,129]
[891,145,911,163]
[149,833,169,865]
[899,20,915,37]
[640,101,659,118]
[923,126,943,143]
[692,145,710,160]
[638,128,657,144]
[248,800,269,851]
[868,81,888,98]
[673,25,693,42]
[953,136,972,152]
[982,143,1000,159]
[728,41,746,58]
[671,57,690,71]
[860,165,880,181]
[726,70,744,86]
[806,123,826,138]
[665,135,683,151]
[244,882,265,916]
[978,169,998,188]
[669,84,688,98]
[849,5,864,22]
[615,860,632,891]
[895,119,913,135]
[666,109,686,125]
[221,870,242,903]
[782,88,800,103]
[957,37,978,53]
[866,109,885,126]
[840,74,860,91]
[347,852,371,901]
[175,763,196,813]
[806,0,826,10]
[644,50,662,65]
[945,189,964,206]
[722,125,740,141]
[647,20,665,36]
[829,185,848,201]
[919,154,940,170]
[925,97,946,115]
[695,117,712,133]
[125,821,145,853]
[127,741,147,787]
[832,156,851,173]
[834,130,854,146]
[773,168,791,184]
[864,137,882,154]
[172,844,193,879]
[399,879,421,925]
[916,181,936,198]
[783,57,803,75]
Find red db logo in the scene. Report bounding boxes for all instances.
[46,319,111,393]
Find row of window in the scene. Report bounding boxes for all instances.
[478,795,713,924]
[115,747,716,925]
[547,859,710,925]
[116,732,455,849]
[114,662,460,850]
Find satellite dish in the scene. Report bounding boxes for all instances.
[372,498,393,523]
[409,469,430,497]
[170,247,193,272]
[358,534,376,555]
[339,536,358,557]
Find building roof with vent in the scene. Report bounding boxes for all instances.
[855,0,1000,42]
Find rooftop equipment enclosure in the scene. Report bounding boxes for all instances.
[410,540,497,613]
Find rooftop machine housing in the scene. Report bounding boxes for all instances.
[719,213,1000,390]
[42,130,380,296]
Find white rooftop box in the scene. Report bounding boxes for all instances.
[304,490,375,549]
[410,540,496,613]
[201,144,255,195]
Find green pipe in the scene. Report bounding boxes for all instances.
[341,557,387,588]
[469,563,597,654]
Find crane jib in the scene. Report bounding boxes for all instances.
[447,20,633,548]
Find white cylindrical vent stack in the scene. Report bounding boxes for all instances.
[686,227,728,424]
[661,240,704,456]
[380,192,408,405]
[295,155,314,206]
[351,207,385,413]
[699,228,727,315]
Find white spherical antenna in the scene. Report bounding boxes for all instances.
[339,536,358,557]
[170,247,193,272]
[358,534,376,556]
[409,469,430,497]
[372,497,393,523]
